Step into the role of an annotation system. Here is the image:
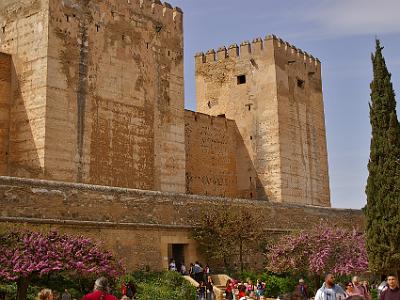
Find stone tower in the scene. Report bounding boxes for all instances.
[195,35,330,206]
[0,0,185,193]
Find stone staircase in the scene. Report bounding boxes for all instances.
[182,274,233,300]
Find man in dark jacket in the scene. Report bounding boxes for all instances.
[379,275,400,300]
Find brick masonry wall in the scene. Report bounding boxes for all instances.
[0,176,363,271]
[185,110,239,198]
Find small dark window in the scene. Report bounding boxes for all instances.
[1,26,5,34]
[207,101,211,108]
[66,15,70,22]
[250,192,253,198]
[122,34,125,41]
[96,24,100,32]
[237,75,246,85]
[250,136,253,140]
[146,43,149,49]
[297,79,305,89]
[218,114,225,118]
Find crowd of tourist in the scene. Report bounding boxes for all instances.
[221,274,400,300]
[31,272,400,300]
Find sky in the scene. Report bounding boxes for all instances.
[171,0,400,209]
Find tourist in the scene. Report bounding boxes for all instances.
[197,281,206,300]
[181,263,188,275]
[352,276,370,300]
[256,278,265,300]
[189,263,195,278]
[194,261,203,282]
[238,283,247,300]
[225,279,234,300]
[204,265,211,277]
[82,277,118,300]
[125,282,136,300]
[206,276,214,300]
[379,274,400,300]
[169,258,177,271]
[295,279,309,300]
[62,289,71,300]
[314,274,346,300]
[246,279,255,298]
[344,282,357,299]
[36,289,53,300]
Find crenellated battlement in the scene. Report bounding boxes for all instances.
[267,34,320,67]
[137,0,183,21]
[56,0,183,24]
[195,34,320,67]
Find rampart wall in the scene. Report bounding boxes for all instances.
[0,176,363,271]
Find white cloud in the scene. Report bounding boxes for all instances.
[299,0,400,37]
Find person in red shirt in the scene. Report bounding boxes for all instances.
[82,277,118,300]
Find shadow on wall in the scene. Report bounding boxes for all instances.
[5,58,44,178]
[233,123,267,201]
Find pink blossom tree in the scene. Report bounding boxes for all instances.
[266,223,368,279]
[0,231,123,300]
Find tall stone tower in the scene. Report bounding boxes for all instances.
[195,35,330,206]
[0,0,185,193]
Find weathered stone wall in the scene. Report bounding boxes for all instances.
[273,37,330,206]
[0,0,49,178]
[185,110,238,198]
[45,0,185,193]
[0,53,11,175]
[0,176,363,271]
[195,39,281,201]
[195,35,330,206]
[0,0,185,193]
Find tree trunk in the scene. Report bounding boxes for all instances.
[239,239,244,273]
[16,276,32,300]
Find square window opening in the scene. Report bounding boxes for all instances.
[237,75,246,85]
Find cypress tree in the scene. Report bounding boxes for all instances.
[365,39,400,274]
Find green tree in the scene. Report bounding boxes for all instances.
[365,39,400,275]
[191,203,264,273]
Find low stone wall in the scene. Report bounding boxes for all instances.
[0,176,364,271]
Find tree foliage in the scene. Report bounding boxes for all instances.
[365,39,400,274]
[266,223,368,276]
[191,204,265,272]
[0,230,122,300]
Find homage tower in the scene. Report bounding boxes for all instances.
[195,36,330,206]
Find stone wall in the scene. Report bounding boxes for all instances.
[272,37,330,206]
[185,110,239,198]
[195,35,330,206]
[0,53,11,175]
[0,0,185,193]
[0,176,363,271]
[0,0,49,178]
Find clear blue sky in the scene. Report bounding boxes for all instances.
[171,0,400,209]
